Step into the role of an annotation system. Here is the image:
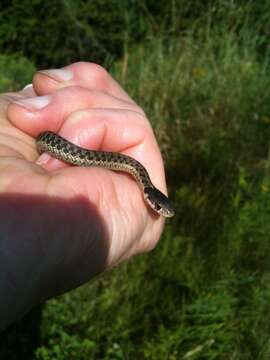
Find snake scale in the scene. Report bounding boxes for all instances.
[37,131,175,218]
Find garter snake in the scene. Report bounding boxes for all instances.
[37,131,175,218]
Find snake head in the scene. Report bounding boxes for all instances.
[144,187,175,218]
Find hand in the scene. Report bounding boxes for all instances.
[0,62,167,330]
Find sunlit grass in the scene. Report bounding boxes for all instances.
[1,2,270,358]
[34,21,270,359]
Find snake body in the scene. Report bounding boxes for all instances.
[37,131,175,218]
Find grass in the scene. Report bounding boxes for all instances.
[35,25,270,360]
[1,2,270,359]
[0,54,36,92]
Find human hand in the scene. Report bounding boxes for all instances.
[0,62,168,330]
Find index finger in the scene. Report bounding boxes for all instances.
[32,62,134,103]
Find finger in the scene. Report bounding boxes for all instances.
[21,84,36,97]
[32,62,134,103]
[0,84,36,120]
[8,85,144,137]
[0,91,38,160]
[36,108,166,195]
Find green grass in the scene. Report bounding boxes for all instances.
[1,2,270,359]
[34,22,270,360]
[0,54,36,91]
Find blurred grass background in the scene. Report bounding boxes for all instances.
[0,0,270,358]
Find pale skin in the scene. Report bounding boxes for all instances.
[0,62,167,331]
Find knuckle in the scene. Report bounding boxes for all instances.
[142,240,158,253]
[89,63,110,88]
[73,62,111,89]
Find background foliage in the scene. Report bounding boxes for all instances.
[0,0,270,359]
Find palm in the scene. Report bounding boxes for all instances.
[0,63,166,326]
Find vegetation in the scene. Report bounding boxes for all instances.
[1,0,270,359]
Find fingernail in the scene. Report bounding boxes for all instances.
[38,68,73,82]
[23,83,33,90]
[13,95,51,110]
[36,153,51,165]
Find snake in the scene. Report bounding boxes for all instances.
[36,131,175,218]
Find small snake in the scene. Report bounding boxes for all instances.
[36,131,175,218]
